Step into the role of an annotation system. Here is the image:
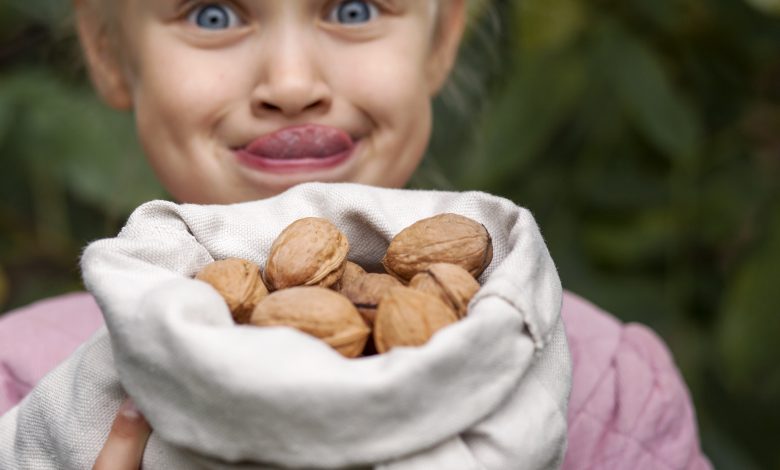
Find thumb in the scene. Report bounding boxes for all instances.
[93,398,152,470]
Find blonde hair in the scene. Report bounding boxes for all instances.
[442,0,501,115]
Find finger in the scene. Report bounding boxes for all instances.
[93,398,152,470]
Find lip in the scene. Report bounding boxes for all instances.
[235,124,356,173]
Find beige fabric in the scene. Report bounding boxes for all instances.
[0,183,571,469]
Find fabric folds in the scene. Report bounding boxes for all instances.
[0,183,571,469]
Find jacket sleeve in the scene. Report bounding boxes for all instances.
[560,291,711,470]
[0,292,104,415]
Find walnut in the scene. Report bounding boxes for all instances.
[195,258,268,324]
[382,213,492,283]
[373,286,458,353]
[264,217,349,291]
[338,269,403,328]
[250,286,370,358]
[409,263,480,319]
[334,261,366,291]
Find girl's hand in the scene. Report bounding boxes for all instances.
[93,398,152,470]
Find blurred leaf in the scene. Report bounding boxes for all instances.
[594,20,703,164]
[744,0,780,16]
[2,0,71,30]
[0,88,13,144]
[583,209,674,268]
[717,197,780,397]
[462,49,586,188]
[570,270,675,327]
[574,158,669,211]
[517,0,586,52]
[699,414,764,470]
[0,264,8,307]
[0,3,28,36]
[623,0,688,33]
[0,69,165,216]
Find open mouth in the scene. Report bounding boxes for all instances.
[235,124,356,172]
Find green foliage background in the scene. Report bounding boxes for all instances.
[1,0,778,467]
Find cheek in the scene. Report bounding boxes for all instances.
[331,49,433,187]
[330,42,431,127]
[131,46,246,141]
[358,71,426,122]
[360,57,432,160]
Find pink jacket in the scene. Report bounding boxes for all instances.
[0,291,710,469]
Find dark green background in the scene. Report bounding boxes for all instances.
[1,1,778,468]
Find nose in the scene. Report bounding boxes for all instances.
[251,29,331,118]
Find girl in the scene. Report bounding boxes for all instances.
[0,0,711,468]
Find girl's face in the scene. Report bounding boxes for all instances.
[77,0,465,204]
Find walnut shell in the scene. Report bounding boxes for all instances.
[250,286,369,358]
[196,258,268,324]
[264,217,349,291]
[334,261,366,291]
[382,213,492,283]
[338,270,403,327]
[409,263,480,319]
[373,286,458,353]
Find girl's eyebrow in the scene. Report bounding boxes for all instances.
[336,0,407,10]
[371,0,409,13]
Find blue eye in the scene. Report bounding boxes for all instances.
[188,4,241,30]
[329,0,379,25]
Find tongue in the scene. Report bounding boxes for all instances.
[246,125,353,160]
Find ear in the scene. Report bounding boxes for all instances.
[426,0,467,96]
[73,0,133,110]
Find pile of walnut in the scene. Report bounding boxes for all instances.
[195,213,493,358]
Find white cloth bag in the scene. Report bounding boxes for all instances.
[0,183,571,469]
